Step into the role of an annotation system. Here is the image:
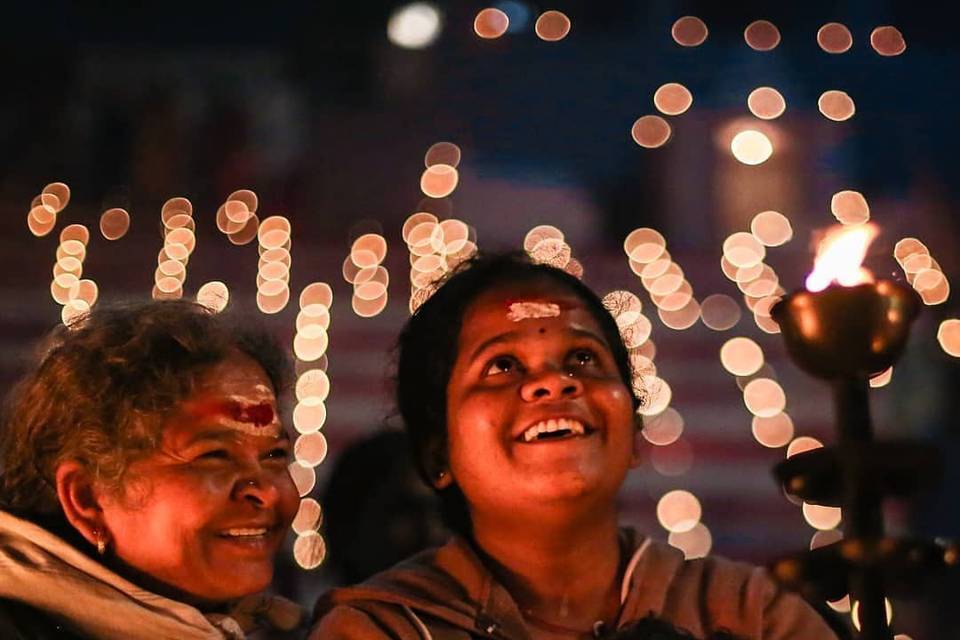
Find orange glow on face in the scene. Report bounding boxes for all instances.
[805,223,879,292]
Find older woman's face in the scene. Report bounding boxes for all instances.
[99,352,299,603]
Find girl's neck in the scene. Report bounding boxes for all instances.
[471,506,624,634]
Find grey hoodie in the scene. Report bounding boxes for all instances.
[311,530,838,639]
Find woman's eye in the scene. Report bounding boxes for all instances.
[484,356,519,376]
[266,447,289,460]
[198,449,229,460]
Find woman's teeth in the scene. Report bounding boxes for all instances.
[522,418,586,442]
[221,528,269,538]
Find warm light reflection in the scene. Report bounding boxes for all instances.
[293,531,326,569]
[830,190,870,225]
[642,407,684,446]
[938,319,960,357]
[851,598,893,632]
[474,8,509,39]
[700,294,741,331]
[387,2,442,49]
[803,502,842,530]
[637,375,671,416]
[743,378,786,418]
[787,436,823,458]
[805,223,878,292]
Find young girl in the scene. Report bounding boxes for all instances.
[312,253,837,639]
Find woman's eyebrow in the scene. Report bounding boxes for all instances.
[468,330,521,361]
[569,327,611,348]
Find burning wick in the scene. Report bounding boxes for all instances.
[804,224,879,292]
[507,301,561,322]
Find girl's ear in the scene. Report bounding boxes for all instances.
[424,438,453,489]
[630,414,644,468]
[55,460,109,548]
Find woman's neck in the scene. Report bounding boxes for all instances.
[471,506,624,634]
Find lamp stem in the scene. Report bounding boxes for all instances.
[832,377,890,640]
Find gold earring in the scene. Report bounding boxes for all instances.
[94,529,107,556]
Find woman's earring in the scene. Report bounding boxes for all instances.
[94,529,107,556]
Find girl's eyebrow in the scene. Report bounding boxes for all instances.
[467,327,610,362]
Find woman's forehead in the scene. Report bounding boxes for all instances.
[460,281,600,336]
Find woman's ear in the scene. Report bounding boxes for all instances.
[424,439,453,489]
[630,414,644,468]
[55,460,108,547]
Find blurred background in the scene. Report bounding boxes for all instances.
[1,1,957,637]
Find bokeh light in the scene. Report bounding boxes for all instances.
[656,490,702,533]
[747,87,786,120]
[642,407,684,446]
[810,528,843,550]
[744,20,781,51]
[196,281,230,313]
[420,164,459,198]
[293,400,328,434]
[291,498,323,535]
[534,10,570,42]
[42,182,70,211]
[623,227,667,263]
[631,116,671,149]
[750,210,793,246]
[474,8,509,39]
[803,502,843,530]
[787,436,824,459]
[60,224,90,246]
[818,90,856,121]
[751,412,795,448]
[387,2,442,49]
[671,16,708,47]
[288,462,316,497]
[817,22,853,53]
[424,141,462,168]
[851,598,894,632]
[730,130,773,165]
[293,530,327,569]
[870,26,906,56]
[869,366,894,388]
[720,337,764,376]
[99,208,131,240]
[294,325,329,362]
[657,298,700,330]
[295,431,329,467]
[654,83,693,116]
[638,375,672,416]
[937,319,960,357]
[650,438,694,476]
[743,378,786,417]
[700,294,741,331]
[300,282,334,309]
[668,522,712,559]
[830,190,870,225]
[723,232,766,268]
[296,369,331,403]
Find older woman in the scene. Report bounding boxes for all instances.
[0,301,303,639]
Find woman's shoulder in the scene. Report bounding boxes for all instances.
[0,597,89,640]
[621,537,841,640]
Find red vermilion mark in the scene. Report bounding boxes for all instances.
[192,400,276,427]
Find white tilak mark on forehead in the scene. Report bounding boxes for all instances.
[507,302,561,322]
[221,419,282,438]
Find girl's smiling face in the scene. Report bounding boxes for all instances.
[444,280,638,520]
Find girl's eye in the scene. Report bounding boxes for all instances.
[484,356,519,376]
[571,349,597,366]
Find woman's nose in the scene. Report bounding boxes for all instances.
[234,470,282,508]
[519,367,584,402]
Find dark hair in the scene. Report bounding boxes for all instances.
[395,252,641,535]
[0,299,290,527]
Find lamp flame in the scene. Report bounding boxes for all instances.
[804,224,879,292]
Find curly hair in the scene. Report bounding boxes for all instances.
[395,252,641,535]
[0,299,290,528]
